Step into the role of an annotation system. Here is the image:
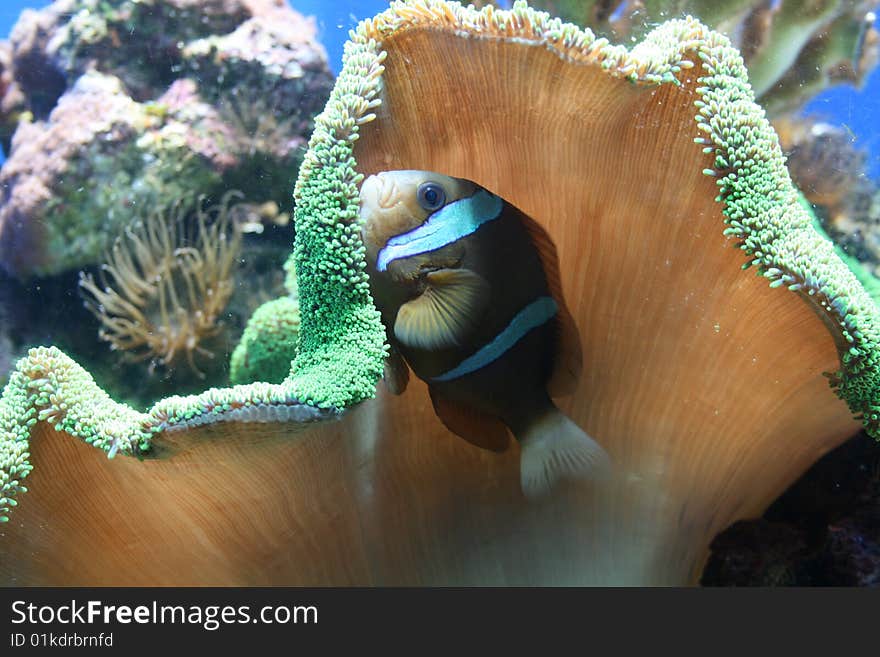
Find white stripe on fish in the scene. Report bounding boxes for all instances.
[376,189,503,271]
[433,296,558,381]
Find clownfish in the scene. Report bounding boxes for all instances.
[359,170,609,498]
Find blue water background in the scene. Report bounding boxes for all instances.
[1,0,879,178]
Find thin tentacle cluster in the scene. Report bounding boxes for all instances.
[78,192,243,377]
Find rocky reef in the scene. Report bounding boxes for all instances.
[0,0,332,395]
[777,116,880,275]
[703,432,880,586]
[0,0,333,279]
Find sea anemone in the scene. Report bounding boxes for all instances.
[229,296,300,385]
[78,192,242,378]
[3,1,880,586]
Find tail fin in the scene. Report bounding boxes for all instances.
[518,408,610,499]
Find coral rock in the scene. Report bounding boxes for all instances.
[0,0,334,279]
[0,72,153,277]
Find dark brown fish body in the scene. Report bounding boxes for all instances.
[392,209,555,430]
[360,170,609,496]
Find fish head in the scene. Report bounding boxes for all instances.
[359,170,478,279]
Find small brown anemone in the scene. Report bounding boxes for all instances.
[79,192,243,378]
[774,116,866,213]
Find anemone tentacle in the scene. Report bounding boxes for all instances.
[693,28,880,435]
[0,347,156,521]
[149,383,339,432]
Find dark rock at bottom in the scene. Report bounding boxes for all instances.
[702,433,880,586]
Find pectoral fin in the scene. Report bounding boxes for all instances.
[394,268,489,351]
[383,343,409,395]
[519,214,583,396]
[429,386,510,452]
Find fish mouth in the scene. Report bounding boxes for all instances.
[361,173,401,211]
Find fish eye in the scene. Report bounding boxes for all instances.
[417,182,446,211]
